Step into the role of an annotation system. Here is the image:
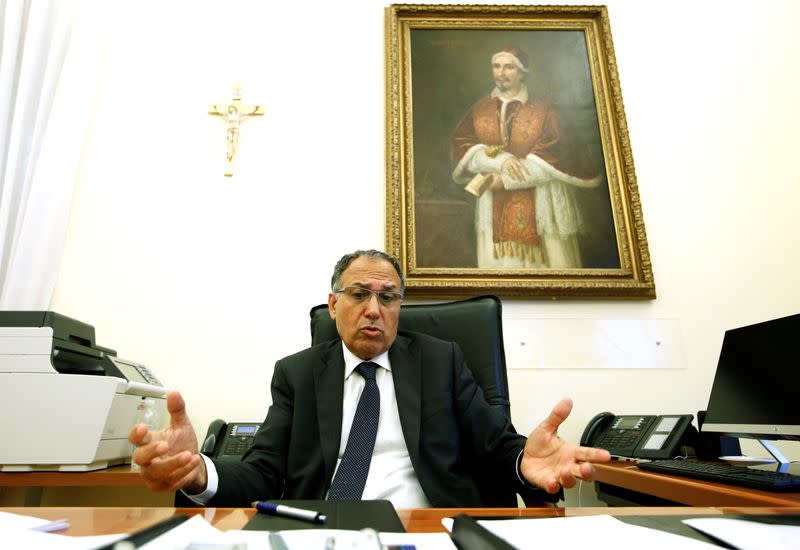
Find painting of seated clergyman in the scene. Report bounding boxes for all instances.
[410,29,619,270]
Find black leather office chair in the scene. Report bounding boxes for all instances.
[310,294,558,507]
[311,294,511,416]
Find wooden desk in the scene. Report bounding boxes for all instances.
[593,461,800,507]
[7,460,800,509]
[4,506,800,535]
[0,466,172,506]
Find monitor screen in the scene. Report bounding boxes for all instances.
[703,313,800,441]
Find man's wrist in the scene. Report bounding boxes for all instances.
[182,454,218,504]
[515,449,536,489]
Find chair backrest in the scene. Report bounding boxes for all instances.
[309,295,511,417]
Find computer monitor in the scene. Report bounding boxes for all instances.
[702,313,800,471]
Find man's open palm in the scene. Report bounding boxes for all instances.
[520,397,611,493]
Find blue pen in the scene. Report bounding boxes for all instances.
[251,501,328,525]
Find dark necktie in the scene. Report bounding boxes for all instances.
[327,361,380,500]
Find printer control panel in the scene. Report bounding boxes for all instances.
[108,356,163,386]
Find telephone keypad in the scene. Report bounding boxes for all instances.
[598,431,645,449]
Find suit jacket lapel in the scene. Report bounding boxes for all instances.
[390,333,422,465]
[314,341,345,483]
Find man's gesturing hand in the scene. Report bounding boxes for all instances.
[128,390,208,494]
[520,397,611,493]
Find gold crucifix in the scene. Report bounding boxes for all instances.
[208,84,264,176]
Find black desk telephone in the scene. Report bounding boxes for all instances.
[201,419,261,461]
[580,413,696,460]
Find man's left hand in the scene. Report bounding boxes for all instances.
[520,397,611,493]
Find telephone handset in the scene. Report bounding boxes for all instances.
[201,419,262,461]
[581,412,696,460]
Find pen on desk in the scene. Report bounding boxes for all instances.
[251,501,328,525]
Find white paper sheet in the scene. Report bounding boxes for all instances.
[138,515,234,549]
[0,511,68,532]
[0,512,452,550]
[224,527,455,550]
[0,511,125,549]
[0,528,125,550]
[684,517,800,550]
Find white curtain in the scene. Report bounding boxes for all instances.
[0,0,100,309]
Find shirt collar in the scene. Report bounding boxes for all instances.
[491,84,529,105]
[341,342,391,378]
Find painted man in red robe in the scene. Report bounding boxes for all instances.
[451,47,602,269]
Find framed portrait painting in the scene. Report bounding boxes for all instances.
[385,4,655,299]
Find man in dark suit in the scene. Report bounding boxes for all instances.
[129,249,610,507]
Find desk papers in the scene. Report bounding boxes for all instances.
[471,515,720,549]
[6,510,799,550]
[0,511,452,550]
[223,528,454,550]
[0,511,68,532]
[684,517,800,550]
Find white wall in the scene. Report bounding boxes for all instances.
[50,0,800,505]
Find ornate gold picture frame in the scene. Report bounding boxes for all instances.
[385,4,655,299]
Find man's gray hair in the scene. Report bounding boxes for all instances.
[331,250,406,292]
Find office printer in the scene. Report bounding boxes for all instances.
[0,311,168,471]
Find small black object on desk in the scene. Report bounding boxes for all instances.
[244,499,405,532]
[94,514,189,549]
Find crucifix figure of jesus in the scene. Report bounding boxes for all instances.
[209,84,264,176]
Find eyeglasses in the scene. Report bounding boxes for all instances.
[335,286,404,307]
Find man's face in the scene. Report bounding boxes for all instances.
[328,257,402,360]
[492,54,524,94]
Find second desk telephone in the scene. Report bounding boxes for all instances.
[581,413,696,460]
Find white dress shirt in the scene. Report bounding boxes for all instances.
[332,345,430,507]
[187,343,430,508]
